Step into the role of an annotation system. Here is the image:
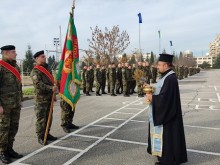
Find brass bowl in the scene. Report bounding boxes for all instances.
[143,86,154,94]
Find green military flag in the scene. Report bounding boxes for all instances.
[56,10,81,109]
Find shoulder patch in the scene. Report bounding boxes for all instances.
[32,75,37,80]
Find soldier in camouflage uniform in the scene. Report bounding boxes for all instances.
[95,64,102,96]
[30,50,57,145]
[137,61,144,97]
[116,63,123,94]
[81,66,87,94]
[122,63,129,97]
[89,65,94,92]
[106,64,111,93]
[144,61,152,84]
[178,65,184,80]
[130,63,136,94]
[101,66,107,94]
[184,66,189,78]
[0,45,23,164]
[151,64,157,83]
[85,66,91,96]
[126,65,133,96]
[174,65,179,78]
[109,63,117,96]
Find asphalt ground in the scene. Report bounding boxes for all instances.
[3,69,220,165]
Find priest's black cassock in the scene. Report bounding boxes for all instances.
[147,69,188,165]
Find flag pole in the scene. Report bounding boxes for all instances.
[170,45,173,54]
[158,30,161,55]
[43,92,56,145]
[139,22,141,55]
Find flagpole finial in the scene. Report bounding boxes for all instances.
[70,0,75,15]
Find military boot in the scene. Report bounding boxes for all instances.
[111,90,117,96]
[62,126,71,133]
[7,148,23,158]
[47,134,58,141]
[96,92,101,96]
[86,92,91,96]
[0,151,11,164]
[69,123,79,129]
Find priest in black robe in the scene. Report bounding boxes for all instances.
[146,54,187,165]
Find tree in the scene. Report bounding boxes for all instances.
[199,62,211,69]
[212,54,220,68]
[23,45,35,75]
[162,49,166,54]
[149,51,154,65]
[95,54,101,65]
[86,25,130,65]
[48,55,56,70]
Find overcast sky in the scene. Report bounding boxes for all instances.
[1,0,220,59]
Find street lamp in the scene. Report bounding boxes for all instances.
[53,38,60,62]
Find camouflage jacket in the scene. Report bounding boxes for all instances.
[109,68,116,82]
[30,64,53,102]
[0,59,22,108]
[101,69,106,81]
[81,69,87,82]
[116,67,122,81]
[85,70,92,82]
[95,68,102,83]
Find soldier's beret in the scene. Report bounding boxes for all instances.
[158,53,173,63]
[34,50,44,59]
[0,45,15,51]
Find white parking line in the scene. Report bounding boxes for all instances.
[184,125,220,130]
[105,117,126,121]
[114,112,135,115]
[106,138,148,146]
[217,93,220,102]
[49,145,83,152]
[187,149,220,156]
[92,124,117,128]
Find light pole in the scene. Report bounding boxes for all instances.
[53,38,60,62]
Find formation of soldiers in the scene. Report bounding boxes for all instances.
[81,61,157,97]
[174,65,200,80]
[81,62,201,98]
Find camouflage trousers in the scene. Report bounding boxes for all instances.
[101,79,106,93]
[107,79,110,93]
[60,99,75,127]
[0,107,21,152]
[34,101,52,138]
[137,82,143,95]
[95,81,101,94]
[116,80,123,93]
[110,81,116,94]
[86,81,90,94]
[122,80,127,95]
[82,81,86,93]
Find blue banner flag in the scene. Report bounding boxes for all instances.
[170,41,173,46]
[138,13,142,23]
